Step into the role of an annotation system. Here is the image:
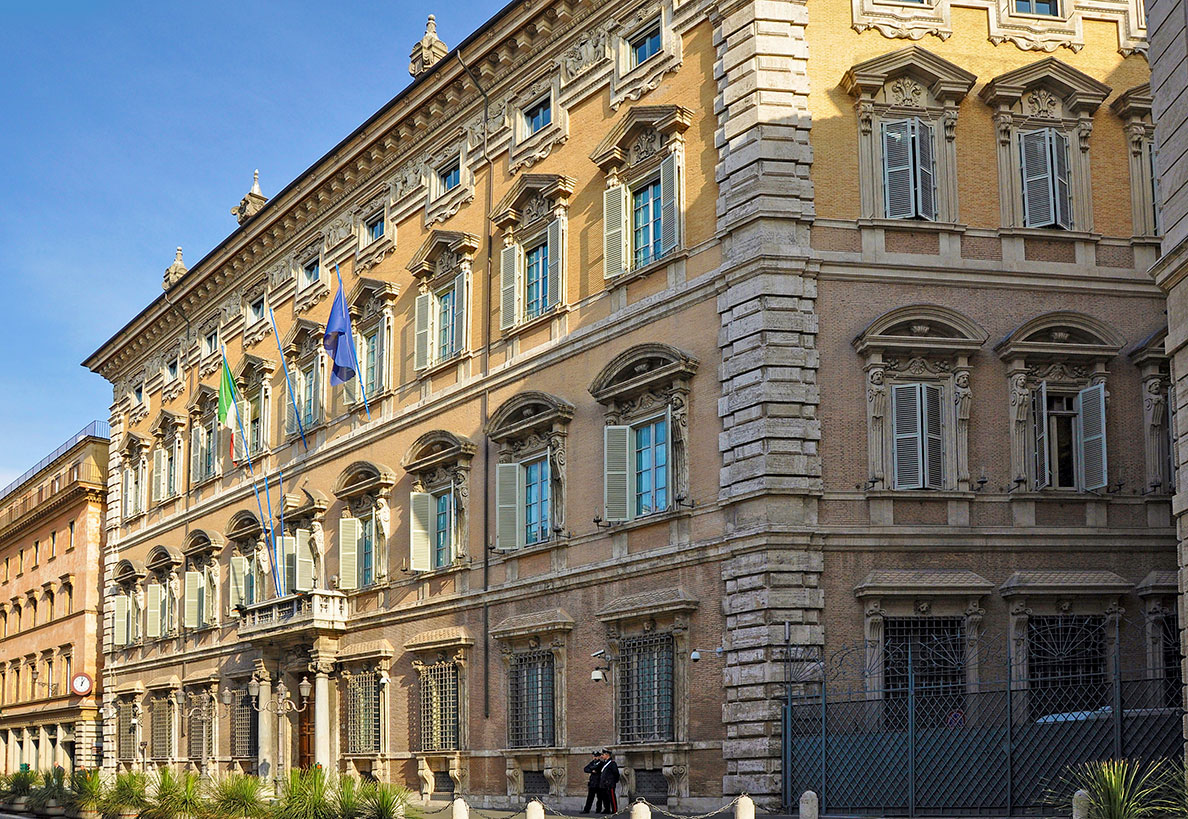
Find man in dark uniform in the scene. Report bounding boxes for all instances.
[598,749,620,814]
[582,752,605,813]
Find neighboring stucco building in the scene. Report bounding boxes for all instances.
[0,422,108,772]
[83,0,1170,810]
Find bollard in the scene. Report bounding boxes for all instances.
[452,796,469,819]
[735,794,755,819]
[799,791,819,819]
[527,800,545,819]
[1072,789,1091,819]
[632,800,652,819]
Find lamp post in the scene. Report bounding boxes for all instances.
[232,676,311,787]
[174,689,224,777]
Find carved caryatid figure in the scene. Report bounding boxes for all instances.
[954,371,972,484]
[867,367,887,482]
[310,520,325,583]
[1010,374,1030,480]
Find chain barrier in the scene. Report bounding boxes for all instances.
[420,800,456,815]
[531,793,764,818]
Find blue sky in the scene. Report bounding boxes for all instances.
[0,0,503,485]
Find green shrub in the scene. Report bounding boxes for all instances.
[1049,759,1174,819]
[360,783,414,819]
[145,767,206,819]
[68,769,104,814]
[274,769,335,819]
[29,768,70,809]
[101,770,150,819]
[206,773,267,819]
[9,769,37,798]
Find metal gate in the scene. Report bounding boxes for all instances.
[781,616,1183,816]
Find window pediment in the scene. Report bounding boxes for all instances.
[1136,570,1177,598]
[590,105,692,177]
[114,559,146,585]
[854,305,987,359]
[491,608,575,641]
[347,277,399,320]
[596,588,698,624]
[406,230,479,281]
[1128,327,1167,370]
[1111,83,1152,121]
[187,384,218,416]
[150,410,185,441]
[224,510,262,543]
[995,311,1123,362]
[979,58,1110,119]
[235,354,276,387]
[492,175,576,233]
[146,545,183,574]
[281,318,324,359]
[841,46,976,108]
[118,432,151,458]
[405,627,473,656]
[333,460,397,500]
[184,529,224,558]
[589,343,698,406]
[402,430,477,475]
[999,569,1130,597]
[486,392,574,444]
[854,569,994,598]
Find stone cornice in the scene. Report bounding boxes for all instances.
[0,483,105,545]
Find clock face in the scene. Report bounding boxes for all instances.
[70,673,93,696]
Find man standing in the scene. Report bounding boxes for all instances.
[582,752,605,814]
[598,749,620,814]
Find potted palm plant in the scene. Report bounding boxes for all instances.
[30,768,71,816]
[10,769,38,813]
[360,783,414,819]
[100,771,149,819]
[67,769,104,819]
[206,773,267,819]
[143,767,205,819]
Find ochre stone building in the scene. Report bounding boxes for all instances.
[0,423,108,772]
[84,0,1170,808]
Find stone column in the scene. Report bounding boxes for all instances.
[311,661,332,771]
[256,671,275,786]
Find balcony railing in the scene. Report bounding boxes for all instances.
[237,590,349,637]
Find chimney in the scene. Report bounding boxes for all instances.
[410,15,448,78]
[232,169,268,225]
[163,247,188,291]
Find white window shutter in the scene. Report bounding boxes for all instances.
[409,492,432,572]
[229,556,246,610]
[546,219,562,310]
[294,528,313,592]
[660,154,680,255]
[146,582,162,638]
[883,120,916,219]
[604,425,633,522]
[278,536,295,596]
[892,384,923,490]
[1032,381,1050,490]
[183,572,201,630]
[1051,129,1072,230]
[915,120,937,222]
[1077,382,1108,491]
[311,360,323,424]
[153,449,164,503]
[1020,129,1054,228]
[453,271,466,354]
[102,598,114,653]
[191,429,201,481]
[376,318,387,392]
[112,595,129,647]
[923,382,944,489]
[495,463,525,550]
[603,185,628,278]
[414,293,432,370]
[335,520,358,590]
[500,244,520,331]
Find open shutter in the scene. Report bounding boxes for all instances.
[660,153,680,255]
[153,449,164,503]
[291,528,312,592]
[883,119,916,219]
[447,486,459,563]
[1020,129,1054,228]
[923,383,944,489]
[375,318,387,392]
[453,271,466,354]
[234,420,246,462]
[892,384,923,490]
[277,536,295,596]
[1077,382,1108,491]
[603,185,628,278]
[409,492,432,572]
[604,425,632,522]
[183,572,200,630]
[190,428,201,482]
[495,463,525,550]
[1051,129,1072,230]
[102,597,115,652]
[229,556,246,610]
[915,120,937,222]
[414,293,431,369]
[113,595,129,647]
[500,244,520,331]
[311,361,323,424]
[335,519,357,590]
[146,583,162,638]
[546,219,562,310]
[1032,381,1050,489]
[1169,384,1177,491]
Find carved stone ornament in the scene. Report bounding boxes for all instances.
[629,128,663,165]
[559,24,610,82]
[1026,88,1061,118]
[889,77,925,107]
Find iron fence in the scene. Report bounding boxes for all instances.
[782,616,1183,816]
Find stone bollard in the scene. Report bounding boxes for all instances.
[799,791,819,819]
[452,796,469,819]
[632,800,652,819]
[735,794,755,819]
[527,800,545,819]
[1072,789,1091,819]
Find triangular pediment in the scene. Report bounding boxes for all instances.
[491,174,576,231]
[1111,83,1152,120]
[281,318,323,356]
[980,57,1110,115]
[842,46,977,103]
[590,105,692,173]
[406,230,480,279]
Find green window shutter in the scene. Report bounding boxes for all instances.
[891,383,923,490]
[882,119,916,219]
[546,219,562,310]
[1033,381,1050,490]
[915,119,937,222]
[604,425,633,522]
[146,583,162,638]
[660,153,680,255]
[922,382,944,489]
[495,463,525,550]
[453,271,467,353]
[229,556,246,610]
[1020,129,1054,227]
[152,449,164,503]
[338,519,359,590]
[183,573,201,630]
[409,492,432,572]
[295,529,315,592]
[603,185,628,278]
[112,595,129,647]
[500,244,520,331]
[1051,129,1073,230]
[414,293,432,370]
[278,536,296,596]
[1077,382,1108,491]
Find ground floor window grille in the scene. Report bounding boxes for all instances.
[618,632,674,743]
[508,650,555,748]
[186,692,213,761]
[149,694,173,760]
[117,700,135,760]
[883,616,966,729]
[346,671,381,754]
[230,690,258,759]
[419,662,459,751]
[1160,611,1182,708]
[523,770,549,794]
[1027,614,1108,718]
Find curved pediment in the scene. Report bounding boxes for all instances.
[486,391,575,442]
[146,545,183,573]
[333,460,398,499]
[183,528,224,556]
[589,343,699,404]
[225,510,263,542]
[114,559,146,584]
[402,430,477,474]
[996,311,1123,361]
[854,304,988,357]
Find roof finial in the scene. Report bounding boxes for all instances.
[251,169,262,196]
[410,13,448,78]
[232,169,268,225]
[163,247,188,291]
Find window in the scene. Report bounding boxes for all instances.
[523,242,549,320]
[418,661,459,751]
[603,153,680,277]
[186,692,212,761]
[495,455,553,550]
[1160,611,1182,708]
[166,358,179,382]
[183,561,214,629]
[1015,0,1058,14]
[192,415,217,483]
[123,454,146,518]
[414,277,466,370]
[434,491,452,569]
[49,532,56,559]
[203,329,219,357]
[302,258,321,288]
[245,387,264,456]
[230,689,258,758]
[68,521,74,550]
[133,383,144,405]
[882,616,965,729]
[630,23,662,66]
[361,327,380,396]
[619,632,674,743]
[438,160,460,194]
[365,211,385,244]
[634,417,669,517]
[1027,615,1108,718]
[509,650,555,748]
[1032,382,1108,491]
[248,296,266,324]
[524,97,552,135]
[153,440,179,503]
[499,219,562,330]
[116,700,135,760]
[359,513,375,588]
[437,285,457,361]
[891,383,944,490]
[882,119,936,221]
[32,541,39,567]
[150,694,173,760]
[346,670,381,754]
[294,362,320,429]
[1019,128,1072,229]
[632,178,663,269]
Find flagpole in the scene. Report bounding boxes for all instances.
[277,468,287,596]
[267,304,309,451]
[260,471,283,598]
[334,264,371,420]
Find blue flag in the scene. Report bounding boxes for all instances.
[323,276,357,386]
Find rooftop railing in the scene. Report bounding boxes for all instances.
[0,420,109,503]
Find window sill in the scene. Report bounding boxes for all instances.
[416,350,472,381]
[998,227,1101,243]
[608,248,688,290]
[406,560,467,581]
[604,506,691,533]
[191,474,219,491]
[295,280,331,315]
[356,235,395,274]
[858,218,966,234]
[866,489,974,500]
[502,304,568,341]
[1008,489,1105,499]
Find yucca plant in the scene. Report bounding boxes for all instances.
[144,767,206,819]
[9,769,37,797]
[274,768,335,819]
[68,769,105,817]
[29,767,71,813]
[1048,759,1174,819]
[206,773,267,819]
[335,776,365,819]
[101,770,150,819]
[360,783,413,819]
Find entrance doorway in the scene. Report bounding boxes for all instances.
[297,693,314,769]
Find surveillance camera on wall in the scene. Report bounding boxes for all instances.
[591,669,606,682]
[591,649,606,658]
[690,650,701,662]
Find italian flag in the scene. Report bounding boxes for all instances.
[218,356,240,461]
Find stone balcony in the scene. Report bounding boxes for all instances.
[237,590,349,639]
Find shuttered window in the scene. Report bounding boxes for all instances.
[502,220,563,329]
[524,242,549,320]
[414,279,465,369]
[604,411,672,522]
[881,118,936,221]
[230,689,258,759]
[891,383,944,490]
[1020,128,1073,229]
[1033,382,1109,491]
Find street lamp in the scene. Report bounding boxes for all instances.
[174,689,222,777]
[230,676,312,786]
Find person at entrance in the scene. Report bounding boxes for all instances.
[582,752,605,813]
[597,749,620,814]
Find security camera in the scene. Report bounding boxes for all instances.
[690,650,701,662]
[591,649,606,659]
[591,669,606,683]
